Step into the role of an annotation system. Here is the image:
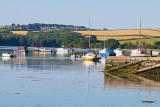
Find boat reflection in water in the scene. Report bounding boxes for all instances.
[83,60,101,68]
[104,73,160,91]
[32,51,51,57]
[2,57,11,61]
[11,52,26,65]
[56,52,69,57]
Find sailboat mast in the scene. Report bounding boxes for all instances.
[140,19,141,50]
[145,35,146,53]
[104,40,105,49]
[104,32,106,49]
[89,17,91,51]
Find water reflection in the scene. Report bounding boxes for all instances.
[11,52,26,65]
[32,51,52,57]
[56,52,69,57]
[83,60,101,68]
[2,57,11,61]
[0,51,85,70]
[105,73,160,91]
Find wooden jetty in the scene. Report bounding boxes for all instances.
[105,56,160,73]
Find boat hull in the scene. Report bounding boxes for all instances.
[84,57,101,61]
[99,53,116,56]
[40,50,52,52]
[2,53,15,57]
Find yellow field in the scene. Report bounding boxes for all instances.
[86,35,143,40]
[11,31,28,35]
[74,28,160,40]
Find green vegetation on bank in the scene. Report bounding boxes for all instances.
[0,31,87,48]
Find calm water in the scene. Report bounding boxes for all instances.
[0,47,160,107]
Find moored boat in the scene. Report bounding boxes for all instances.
[84,52,101,61]
[39,48,52,52]
[99,48,116,56]
[152,51,160,56]
[130,48,146,56]
[114,48,124,56]
[33,47,43,51]
[56,48,69,53]
[2,52,15,57]
[84,18,100,61]
[131,20,147,56]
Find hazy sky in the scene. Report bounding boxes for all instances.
[0,0,160,30]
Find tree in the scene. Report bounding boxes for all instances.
[90,35,97,43]
[105,39,120,49]
[154,41,160,46]
[120,42,137,49]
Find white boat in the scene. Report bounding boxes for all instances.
[130,48,146,56]
[2,53,15,57]
[33,47,43,51]
[56,48,69,53]
[114,48,124,56]
[39,48,52,52]
[152,51,159,56]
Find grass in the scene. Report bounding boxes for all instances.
[119,38,160,45]
[0,28,9,31]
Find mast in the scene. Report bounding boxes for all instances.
[104,32,106,49]
[140,19,141,50]
[89,17,90,51]
[145,35,146,53]
[104,40,105,49]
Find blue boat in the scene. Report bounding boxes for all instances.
[99,49,116,56]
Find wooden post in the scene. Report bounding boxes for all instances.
[150,50,152,57]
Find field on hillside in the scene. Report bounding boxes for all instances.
[74,29,160,40]
[86,35,143,40]
[11,31,28,35]
[119,38,160,45]
[0,28,9,31]
[75,29,160,36]
[96,35,143,40]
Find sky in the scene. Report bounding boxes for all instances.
[0,0,160,30]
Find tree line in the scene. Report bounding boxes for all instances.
[2,23,89,31]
